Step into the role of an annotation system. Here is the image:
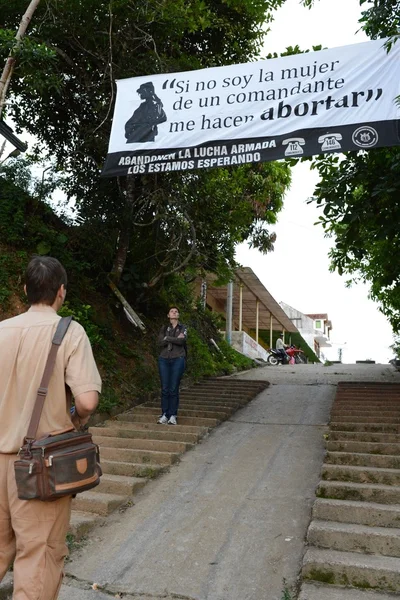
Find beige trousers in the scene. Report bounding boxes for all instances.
[0,454,72,600]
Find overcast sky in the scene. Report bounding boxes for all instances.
[236,0,396,364]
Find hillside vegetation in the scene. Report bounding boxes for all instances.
[0,176,254,415]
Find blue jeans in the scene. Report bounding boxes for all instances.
[158,356,186,418]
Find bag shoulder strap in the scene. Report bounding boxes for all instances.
[25,316,73,442]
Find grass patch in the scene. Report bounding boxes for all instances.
[306,569,336,584]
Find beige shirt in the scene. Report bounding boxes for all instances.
[0,306,102,453]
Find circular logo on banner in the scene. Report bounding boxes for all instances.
[352,126,379,148]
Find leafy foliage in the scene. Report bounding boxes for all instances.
[0,0,291,288]
[358,0,400,40]
[58,302,105,348]
[310,148,400,332]
[305,2,400,334]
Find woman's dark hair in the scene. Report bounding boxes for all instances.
[25,256,67,305]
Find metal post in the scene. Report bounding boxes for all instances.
[226,281,233,344]
[270,314,273,348]
[239,284,243,332]
[256,298,259,344]
[200,279,207,310]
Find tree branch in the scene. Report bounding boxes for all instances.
[0,0,42,117]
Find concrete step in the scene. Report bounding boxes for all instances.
[116,413,219,427]
[326,452,400,469]
[313,498,400,528]
[133,406,230,420]
[181,385,257,393]
[100,446,180,466]
[337,390,400,394]
[193,380,268,389]
[183,385,256,392]
[68,511,102,539]
[334,395,400,400]
[326,441,400,456]
[145,400,240,410]
[299,581,400,600]
[322,464,400,486]
[93,434,191,454]
[92,425,201,445]
[101,459,166,478]
[331,411,400,425]
[179,393,252,404]
[331,409,400,423]
[333,402,400,409]
[336,389,400,402]
[104,420,208,437]
[97,473,147,495]
[317,481,400,504]
[330,423,400,433]
[182,386,254,393]
[72,491,127,516]
[302,547,400,592]
[308,519,400,557]
[329,431,400,443]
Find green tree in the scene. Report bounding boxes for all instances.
[0,0,291,289]
[310,149,400,331]
[307,2,400,333]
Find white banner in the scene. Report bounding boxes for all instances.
[102,38,400,176]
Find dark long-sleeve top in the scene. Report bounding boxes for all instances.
[157,323,187,359]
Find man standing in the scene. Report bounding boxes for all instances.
[0,256,102,599]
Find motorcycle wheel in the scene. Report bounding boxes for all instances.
[268,355,279,366]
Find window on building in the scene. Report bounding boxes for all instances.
[315,320,322,329]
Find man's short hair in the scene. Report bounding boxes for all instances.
[25,256,67,306]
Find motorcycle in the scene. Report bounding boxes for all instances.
[267,346,308,366]
[286,345,308,364]
[267,348,290,366]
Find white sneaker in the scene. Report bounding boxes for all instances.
[157,414,168,424]
[168,415,177,425]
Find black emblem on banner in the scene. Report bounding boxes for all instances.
[125,82,167,143]
[352,126,378,148]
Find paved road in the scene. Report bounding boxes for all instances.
[57,364,400,600]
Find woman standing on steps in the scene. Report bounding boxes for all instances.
[157,306,187,425]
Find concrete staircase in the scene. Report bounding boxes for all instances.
[300,382,400,600]
[69,377,268,540]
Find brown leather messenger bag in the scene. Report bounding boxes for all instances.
[14,316,102,501]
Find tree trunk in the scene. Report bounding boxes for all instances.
[0,0,41,117]
[110,175,136,283]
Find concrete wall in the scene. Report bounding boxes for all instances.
[231,331,270,361]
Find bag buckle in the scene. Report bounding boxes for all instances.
[37,387,48,396]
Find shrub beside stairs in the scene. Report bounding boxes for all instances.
[69,378,268,539]
[300,382,400,600]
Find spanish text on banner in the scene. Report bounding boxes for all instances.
[102,39,400,176]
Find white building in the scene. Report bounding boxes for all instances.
[279,302,332,359]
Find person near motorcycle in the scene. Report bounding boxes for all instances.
[275,334,289,362]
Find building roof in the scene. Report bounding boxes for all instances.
[306,313,328,320]
[306,313,333,330]
[206,267,299,333]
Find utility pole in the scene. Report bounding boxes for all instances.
[0,0,41,118]
[226,281,233,345]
